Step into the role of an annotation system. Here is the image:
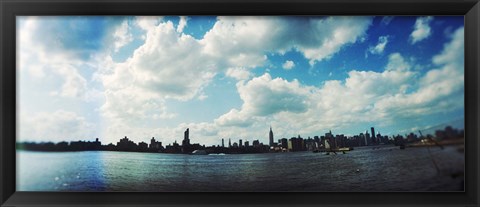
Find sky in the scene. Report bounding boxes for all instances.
[16,16,465,146]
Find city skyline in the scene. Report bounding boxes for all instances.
[17,123,464,152]
[17,16,464,146]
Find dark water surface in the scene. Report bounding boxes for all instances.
[17,145,464,191]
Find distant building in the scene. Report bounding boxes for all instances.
[253,140,260,148]
[407,133,418,143]
[288,137,304,152]
[336,134,346,148]
[138,142,148,151]
[365,131,371,145]
[435,126,461,140]
[325,130,335,149]
[278,138,288,149]
[313,136,320,149]
[359,133,366,146]
[149,137,162,151]
[94,138,102,146]
[182,128,193,153]
[94,138,101,148]
[69,139,101,151]
[305,137,316,151]
[117,136,137,151]
[269,126,274,146]
[164,140,181,153]
[371,127,376,144]
[182,128,190,146]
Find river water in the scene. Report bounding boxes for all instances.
[16,145,464,192]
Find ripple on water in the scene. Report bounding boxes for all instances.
[17,148,464,191]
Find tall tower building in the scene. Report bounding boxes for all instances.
[182,128,190,146]
[371,127,376,144]
[229,138,232,148]
[269,126,274,146]
[365,130,370,145]
[222,138,225,147]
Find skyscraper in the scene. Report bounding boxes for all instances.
[222,138,224,147]
[365,130,371,145]
[371,127,376,144]
[182,128,190,146]
[181,128,192,153]
[269,126,274,146]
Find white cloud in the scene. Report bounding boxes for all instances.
[17,17,89,99]
[52,65,88,98]
[282,60,295,70]
[225,67,252,80]
[98,23,463,144]
[18,110,96,142]
[368,36,389,55]
[98,17,372,138]
[432,27,464,67]
[102,21,216,101]
[212,25,463,138]
[238,74,311,116]
[375,27,464,120]
[214,109,255,128]
[310,61,416,128]
[17,16,463,146]
[215,73,312,127]
[410,16,434,44]
[385,53,411,72]
[96,21,218,138]
[100,85,177,122]
[113,20,133,52]
[201,17,274,69]
[135,16,163,31]
[177,16,188,33]
[314,30,462,128]
[299,17,372,65]
[202,16,372,67]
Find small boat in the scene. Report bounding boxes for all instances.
[191,150,207,155]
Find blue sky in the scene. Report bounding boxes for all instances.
[17,16,464,146]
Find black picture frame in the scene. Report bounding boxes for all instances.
[1,0,479,206]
